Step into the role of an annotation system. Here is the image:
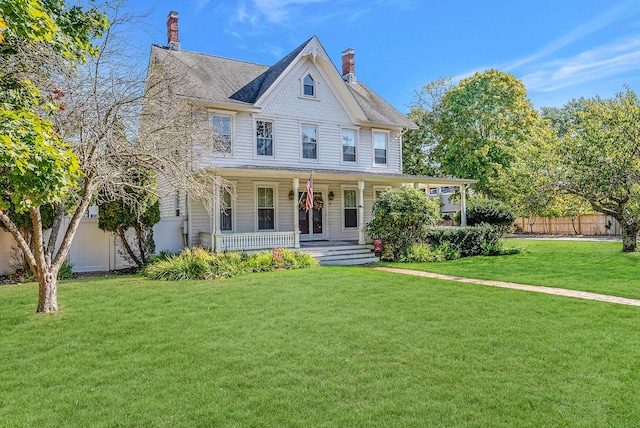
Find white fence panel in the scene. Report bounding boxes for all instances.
[153,218,185,254]
[0,218,136,275]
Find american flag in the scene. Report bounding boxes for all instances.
[305,175,313,211]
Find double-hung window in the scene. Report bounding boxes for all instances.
[257,187,275,230]
[302,125,318,160]
[212,115,232,152]
[342,129,356,163]
[373,131,387,165]
[343,189,358,228]
[256,120,273,157]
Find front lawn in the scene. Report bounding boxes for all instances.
[379,239,640,300]
[2,267,640,426]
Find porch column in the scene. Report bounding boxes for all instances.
[459,184,467,227]
[293,178,300,248]
[358,180,365,244]
[213,176,222,251]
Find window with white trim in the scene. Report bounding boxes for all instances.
[303,74,315,97]
[256,120,273,157]
[342,129,356,162]
[343,189,358,228]
[302,124,318,160]
[373,131,387,165]
[257,187,275,230]
[212,114,232,152]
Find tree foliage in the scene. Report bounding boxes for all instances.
[432,70,540,196]
[98,179,161,268]
[0,3,229,312]
[0,0,108,312]
[548,88,640,252]
[403,77,453,176]
[460,198,516,232]
[366,186,441,260]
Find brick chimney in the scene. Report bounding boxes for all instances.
[341,48,355,83]
[167,11,180,51]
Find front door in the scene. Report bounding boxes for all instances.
[299,191,325,240]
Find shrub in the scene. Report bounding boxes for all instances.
[399,243,432,263]
[245,252,278,273]
[366,186,441,261]
[425,225,503,258]
[58,259,75,280]
[144,247,317,280]
[399,242,461,263]
[456,199,516,233]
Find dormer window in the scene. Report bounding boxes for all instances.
[303,74,315,97]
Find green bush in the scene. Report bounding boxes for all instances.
[245,252,277,273]
[366,186,441,261]
[144,247,317,281]
[399,242,460,263]
[58,259,75,280]
[456,199,516,233]
[425,225,503,257]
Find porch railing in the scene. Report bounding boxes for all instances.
[199,231,296,251]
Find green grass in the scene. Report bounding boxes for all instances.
[379,239,640,300]
[2,267,640,426]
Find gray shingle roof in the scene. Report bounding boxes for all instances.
[150,38,415,128]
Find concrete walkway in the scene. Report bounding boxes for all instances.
[372,266,640,307]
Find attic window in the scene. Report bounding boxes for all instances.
[303,74,315,97]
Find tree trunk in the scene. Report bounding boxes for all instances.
[118,228,142,267]
[36,269,59,313]
[620,223,639,252]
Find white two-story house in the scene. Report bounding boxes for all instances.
[144,12,474,258]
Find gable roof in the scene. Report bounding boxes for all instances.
[150,37,415,128]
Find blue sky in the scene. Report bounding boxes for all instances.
[131,0,640,113]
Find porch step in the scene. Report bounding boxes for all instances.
[298,244,379,266]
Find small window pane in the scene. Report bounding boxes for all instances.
[344,189,357,207]
[374,132,387,164]
[302,125,317,159]
[342,129,356,162]
[344,209,357,228]
[257,187,275,230]
[256,120,273,156]
[213,115,232,152]
[304,75,314,96]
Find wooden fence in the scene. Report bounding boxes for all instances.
[514,213,621,236]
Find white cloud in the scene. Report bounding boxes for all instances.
[522,36,640,92]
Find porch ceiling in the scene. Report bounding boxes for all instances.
[204,165,477,185]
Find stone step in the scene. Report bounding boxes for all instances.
[321,256,380,266]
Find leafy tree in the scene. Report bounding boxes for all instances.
[0,0,107,312]
[432,69,541,197]
[549,88,640,252]
[1,3,228,313]
[541,98,587,137]
[98,189,160,268]
[403,77,453,176]
[366,186,441,261]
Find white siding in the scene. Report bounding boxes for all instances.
[189,199,211,247]
[190,57,405,175]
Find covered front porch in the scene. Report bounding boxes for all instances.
[194,167,475,252]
